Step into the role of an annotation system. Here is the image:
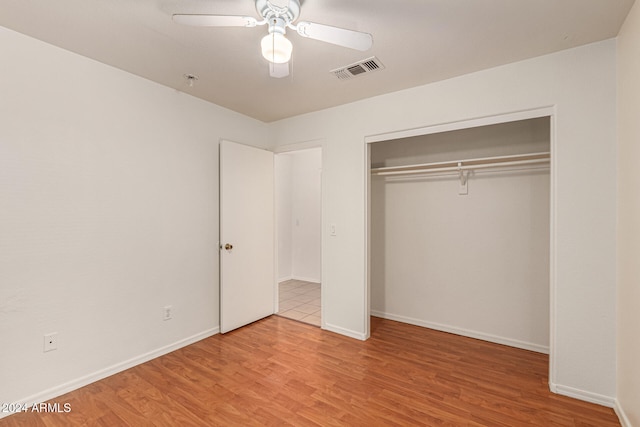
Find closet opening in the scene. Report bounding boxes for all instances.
[367,113,552,361]
[275,148,322,327]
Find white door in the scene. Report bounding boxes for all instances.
[220,140,275,333]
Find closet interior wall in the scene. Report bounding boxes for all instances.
[370,117,551,353]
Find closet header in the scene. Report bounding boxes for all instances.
[371,152,550,177]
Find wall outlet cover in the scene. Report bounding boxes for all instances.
[43,333,58,352]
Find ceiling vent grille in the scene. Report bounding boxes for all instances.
[330,56,385,80]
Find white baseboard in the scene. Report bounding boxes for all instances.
[552,383,615,408]
[371,310,549,354]
[1,327,219,420]
[614,399,632,427]
[323,322,366,341]
[278,276,293,283]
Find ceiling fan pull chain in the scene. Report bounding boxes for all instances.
[272,28,276,63]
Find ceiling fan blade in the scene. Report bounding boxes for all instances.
[172,14,258,27]
[269,62,290,78]
[295,22,372,51]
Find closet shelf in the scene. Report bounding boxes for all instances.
[371,152,550,176]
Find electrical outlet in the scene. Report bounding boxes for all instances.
[163,305,172,321]
[43,333,58,352]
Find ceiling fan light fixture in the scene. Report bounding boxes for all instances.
[173,0,372,79]
[261,32,292,64]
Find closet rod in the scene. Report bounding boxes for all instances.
[374,158,549,176]
[371,152,550,177]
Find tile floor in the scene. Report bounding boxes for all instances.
[277,280,321,327]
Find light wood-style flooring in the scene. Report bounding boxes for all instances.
[1,316,620,426]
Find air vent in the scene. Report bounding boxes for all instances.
[330,57,385,80]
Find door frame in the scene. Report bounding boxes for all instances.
[274,141,324,326]
[364,106,557,385]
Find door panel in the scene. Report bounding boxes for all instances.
[220,140,275,333]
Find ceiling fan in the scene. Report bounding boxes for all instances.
[173,0,373,78]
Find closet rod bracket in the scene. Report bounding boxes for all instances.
[458,163,468,195]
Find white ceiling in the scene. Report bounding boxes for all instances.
[0,0,634,122]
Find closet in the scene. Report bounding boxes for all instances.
[370,117,550,353]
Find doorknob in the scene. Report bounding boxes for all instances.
[224,243,233,250]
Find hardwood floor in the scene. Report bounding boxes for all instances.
[1,316,620,426]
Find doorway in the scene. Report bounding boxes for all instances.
[275,148,322,326]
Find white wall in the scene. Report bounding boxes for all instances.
[370,119,550,353]
[0,25,270,412]
[291,149,322,283]
[276,154,293,280]
[271,40,618,404]
[275,149,322,283]
[616,2,640,425]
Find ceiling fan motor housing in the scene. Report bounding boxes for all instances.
[268,17,287,35]
[256,0,301,25]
